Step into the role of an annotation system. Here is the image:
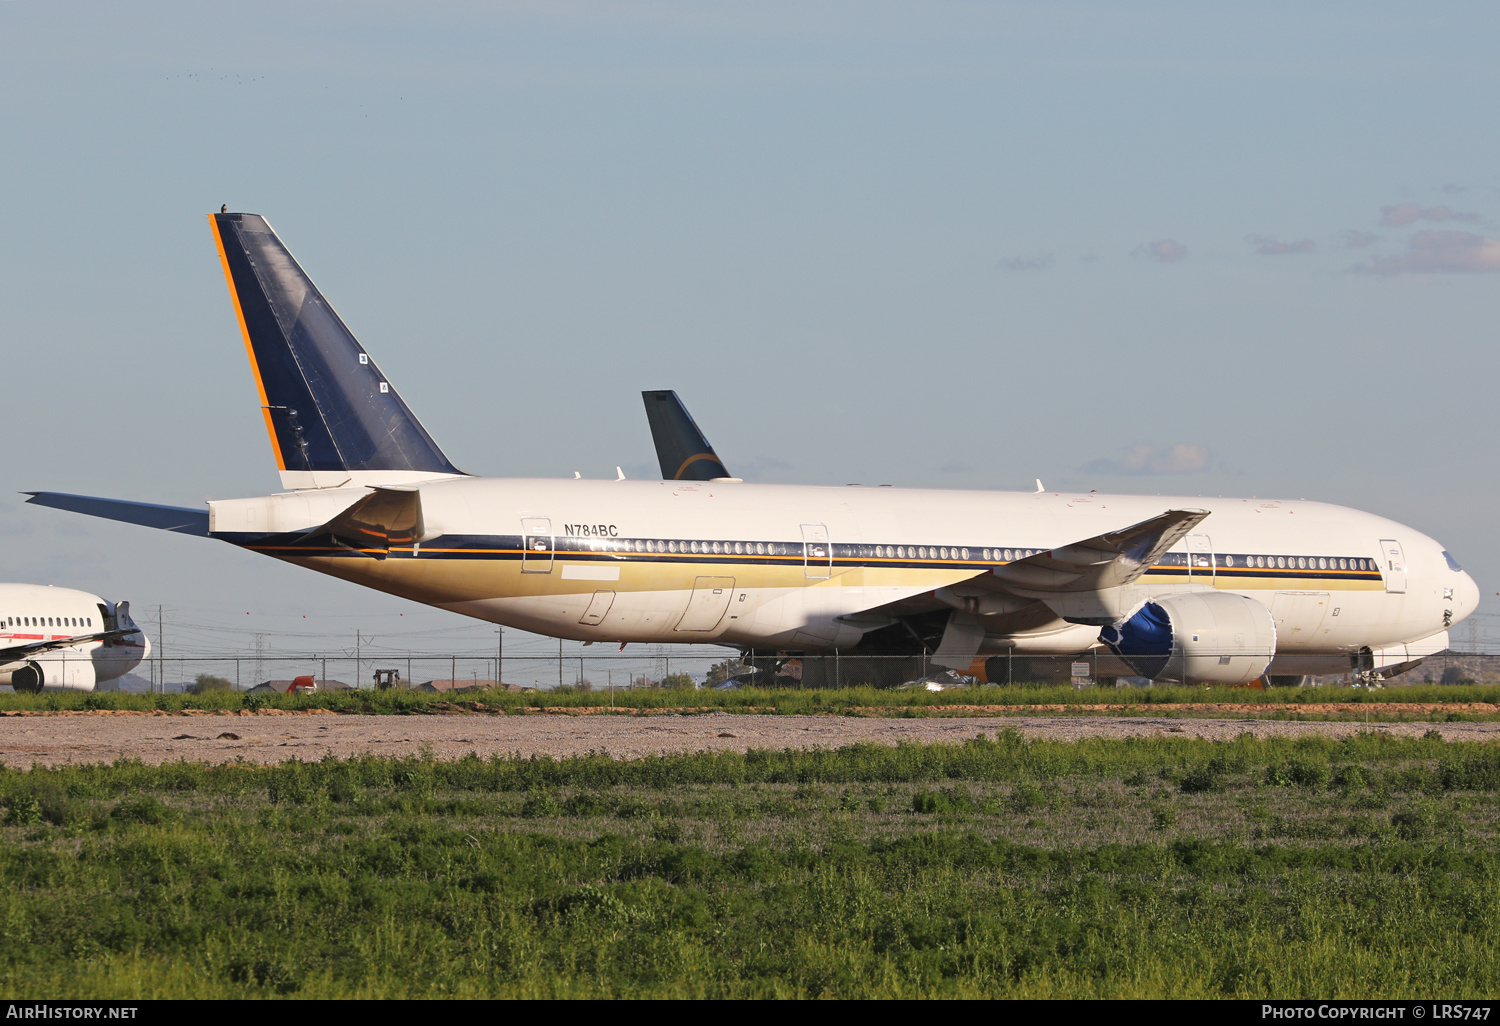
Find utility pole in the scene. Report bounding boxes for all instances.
[496,627,503,686]
[558,637,564,689]
[156,605,164,693]
[356,629,362,690]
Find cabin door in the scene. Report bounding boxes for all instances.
[1378,539,1407,594]
[521,517,554,573]
[1186,533,1215,581]
[801,524,832,580]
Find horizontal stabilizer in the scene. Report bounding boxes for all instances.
[305,486,425,557]
[24,492,209,536]
[642,390,732,481]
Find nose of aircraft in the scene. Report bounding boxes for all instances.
[1453,570,1480,625]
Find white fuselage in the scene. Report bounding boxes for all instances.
[0,584,150,691]
[208,477,1480,677]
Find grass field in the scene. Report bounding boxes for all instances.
[2,682,1499,717]
[1,731,1497,998]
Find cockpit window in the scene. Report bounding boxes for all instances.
[1443,551,1463,572]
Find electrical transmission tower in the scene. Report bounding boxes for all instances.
[253,633,267,687]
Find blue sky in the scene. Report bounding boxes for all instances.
[3,1,1497,658]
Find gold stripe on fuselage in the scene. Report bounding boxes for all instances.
[270,550,1384,610]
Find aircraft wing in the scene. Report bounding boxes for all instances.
[24,492,209,536]
[984,507,1210,622]
[833,508,1210,667]
[0,629,140,665]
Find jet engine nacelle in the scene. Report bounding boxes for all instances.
[5,654,98,693]
[1101,591,1276,685]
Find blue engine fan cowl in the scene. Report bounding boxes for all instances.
[1100,602,1174,680]
[1101,592,1277,685]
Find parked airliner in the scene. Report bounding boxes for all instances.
[0,585,149,692]
[26,212,1480,686]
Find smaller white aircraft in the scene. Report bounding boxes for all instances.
[0,585,150,692]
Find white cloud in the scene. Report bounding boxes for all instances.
[1135,239,1187,263]
[1379,203,1479,227]
[1357,230,1500,276]
[1082,443,1211,476]
[1246,235,1316,255]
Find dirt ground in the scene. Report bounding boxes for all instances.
[0,711,1495,767]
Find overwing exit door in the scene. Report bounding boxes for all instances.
[1186,533,1214,581]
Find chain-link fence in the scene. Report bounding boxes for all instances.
[108,650,737,694]
[98,649,1500,693]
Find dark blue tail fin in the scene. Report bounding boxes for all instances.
[209,213,461,487]
[642,390,732,481]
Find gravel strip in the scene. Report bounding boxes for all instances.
[0,713,1495,767]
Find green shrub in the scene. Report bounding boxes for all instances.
[912,786,978,814]
[1180,764,1227,794]
[521,792,562,818]
[1332,765,1368,790]
[110,795,172,825]
[4,793,41,826]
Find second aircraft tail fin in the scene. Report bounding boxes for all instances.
[642,390,733,481]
